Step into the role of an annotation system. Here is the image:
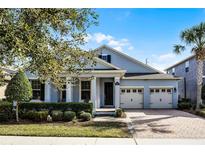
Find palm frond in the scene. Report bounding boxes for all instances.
[173,44,185,54]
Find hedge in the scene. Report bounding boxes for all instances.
[19,102,93,114]
[21,110,48,122]
[0,101,13,119]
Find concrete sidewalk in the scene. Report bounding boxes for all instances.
[0,136,136,145]
[0,136,205,145]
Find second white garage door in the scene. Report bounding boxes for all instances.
[150,88,173,108]
[120,88,144,109]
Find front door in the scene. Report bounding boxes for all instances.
[104,82,113,106]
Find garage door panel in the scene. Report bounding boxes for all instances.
[150,88,173,108]
[120,88,143,109]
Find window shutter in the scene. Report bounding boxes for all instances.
[98,55,102,59]
[40,83,45,101]
[107,55,111,63]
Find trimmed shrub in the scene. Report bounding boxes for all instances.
[51,110,63,121]
[115,108,123,117]
[196,110,205,118]
[0,112,9,122]
[5,70,32,102]
[79,112,92,121]
[63,111,76,121]
[19,102,93,114]
[178,102,192,110]
[22,110,36,120]
[33,111,49,122]
[21,110,48,122]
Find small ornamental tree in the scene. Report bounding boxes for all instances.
[5,70,32,122]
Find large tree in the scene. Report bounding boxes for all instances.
[0,9,98,88]
[174,22,205,110]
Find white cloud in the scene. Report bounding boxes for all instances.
[87,32,133,52]
[93,33,113,43]
[148,53,183,71]
[114,46,123,51]
[128,46,134,51]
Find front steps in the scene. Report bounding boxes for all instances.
[95,108,116,116]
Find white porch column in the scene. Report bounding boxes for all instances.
[45,79,51,102]
[66,77,72,102]
[91,76,97,112]
[114,77,120,108]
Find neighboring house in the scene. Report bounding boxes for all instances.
[26,45,180,112]
[0,67,16,100]
[165,55,204,103]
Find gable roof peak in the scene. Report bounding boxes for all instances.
[94,45,163,74]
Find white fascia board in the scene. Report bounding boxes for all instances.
[149,86,175,88]
[120,86,144,88]
[94,57,121,70]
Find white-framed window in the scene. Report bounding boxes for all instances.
[185,61,189,72]
[30,80,44,100]
[99,54,111,63]
[172,67,175,75]
[81,81,91,100]
[60,84,66,102]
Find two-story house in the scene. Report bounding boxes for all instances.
[165,55,205,103]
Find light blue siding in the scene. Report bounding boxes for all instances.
[121,79,179,108]
[97,47,157,73]
[72,84,79,102]
[50,84,59,102]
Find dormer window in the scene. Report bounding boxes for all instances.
[98,54,111,63]
[185,61,189,72]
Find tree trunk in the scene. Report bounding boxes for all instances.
[16,102,19,122]
[196,60,203,110]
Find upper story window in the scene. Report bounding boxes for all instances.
[185,61,189,72]
[98,54,111,63]
[172,68,175,75]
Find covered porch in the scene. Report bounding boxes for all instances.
[65,70,125,113]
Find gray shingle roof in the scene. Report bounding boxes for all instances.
[123,73,182,80]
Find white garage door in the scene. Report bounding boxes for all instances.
[150,88,173,108]
[120,88,143,108]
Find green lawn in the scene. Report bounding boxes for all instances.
[0,121,130,138]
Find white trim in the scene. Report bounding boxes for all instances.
[94,57,121,70]
[149,86,174,88]
[120,86,144,89]
[79,78,91,102]
[94,45,163,73]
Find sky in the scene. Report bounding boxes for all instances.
[84,8,205,71]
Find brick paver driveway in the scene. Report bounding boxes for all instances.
[125,109,205,138]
